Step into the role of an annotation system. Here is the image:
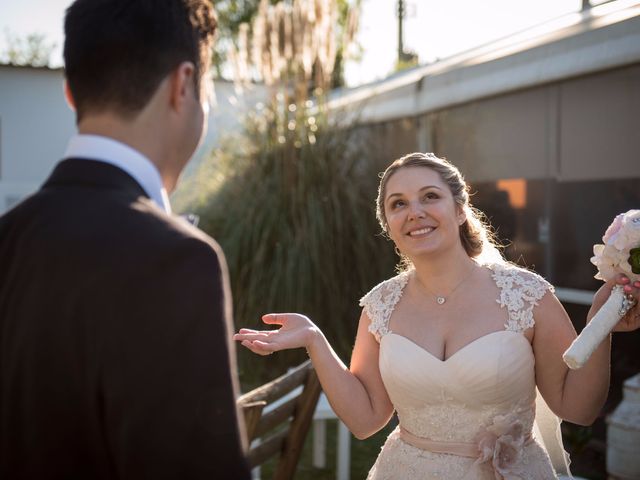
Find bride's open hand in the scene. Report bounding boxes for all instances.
[233,313,321,356]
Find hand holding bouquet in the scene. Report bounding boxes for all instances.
[563,210,640,369]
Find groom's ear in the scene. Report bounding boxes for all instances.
[168,61,197,112]
[63,80,77,112]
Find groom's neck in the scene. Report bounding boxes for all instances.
[76,109,177,193]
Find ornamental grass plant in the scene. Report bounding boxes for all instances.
[175,0,383,385]
[181,102,396,384]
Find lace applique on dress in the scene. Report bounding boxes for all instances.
[489,262,554,333]
[359,271,411,342]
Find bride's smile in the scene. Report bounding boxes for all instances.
[407,226,435,237]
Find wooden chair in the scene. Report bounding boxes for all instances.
[238,360,322,480]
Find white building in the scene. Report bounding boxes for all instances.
[0,65,74,212]
[0,64,267,214]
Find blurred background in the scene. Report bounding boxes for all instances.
[1,1,639,478]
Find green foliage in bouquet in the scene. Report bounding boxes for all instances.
[630,247,640,274]
[184,102,396,383]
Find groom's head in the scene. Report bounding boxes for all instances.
[63,0,217,123]
[63,0,217,191]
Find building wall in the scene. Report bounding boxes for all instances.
[429,64,640,184]
[357,62,640,289]
[0,65,75,211]
[0,65,268,214]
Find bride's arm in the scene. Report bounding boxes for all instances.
[533,276,639,425]
[234,310,394,439]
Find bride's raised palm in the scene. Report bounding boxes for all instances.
[234,313,318,355]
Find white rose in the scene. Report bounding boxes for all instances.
[592,244,631,281]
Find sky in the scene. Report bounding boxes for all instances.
[0,0,589,87]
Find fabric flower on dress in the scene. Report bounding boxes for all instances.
[475,412,528,480]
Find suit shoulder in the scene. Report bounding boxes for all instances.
[125,199,224,260]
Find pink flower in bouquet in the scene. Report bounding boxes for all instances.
[603,213,624,243]
[591,210,640,283]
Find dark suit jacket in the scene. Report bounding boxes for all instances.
[0,159,251,479]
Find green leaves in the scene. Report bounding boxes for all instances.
[629,247,640,274]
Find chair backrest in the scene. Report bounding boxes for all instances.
[237,360,322,480]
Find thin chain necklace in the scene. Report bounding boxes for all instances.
[415,263,477,305]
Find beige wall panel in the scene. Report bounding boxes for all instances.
[356,117,419,169]
[559,64,640,181]
[428,87,556,183]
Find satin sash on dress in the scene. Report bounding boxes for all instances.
[399,427,479,458]
[400,426,536,480]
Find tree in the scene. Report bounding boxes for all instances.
[213,0,360,90]
[212,0,262,78]
[2,29,55,67]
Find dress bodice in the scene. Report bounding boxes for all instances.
[360,262,566,479]
[379,331,536,442]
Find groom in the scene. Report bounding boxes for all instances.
[0,0,251,478]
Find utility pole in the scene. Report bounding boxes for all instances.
[397,0,417,65]
[398,0,405,62]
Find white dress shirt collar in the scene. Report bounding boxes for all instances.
[63,134,171,214]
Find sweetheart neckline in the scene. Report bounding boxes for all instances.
[382,330,531,363]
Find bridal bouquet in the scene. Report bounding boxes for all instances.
[563,210,640,369]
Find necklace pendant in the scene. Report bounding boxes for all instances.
[436,296,446,305]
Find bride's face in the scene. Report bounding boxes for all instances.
[384,166,466,258]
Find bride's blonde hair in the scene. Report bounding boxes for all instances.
[376,152,503,268]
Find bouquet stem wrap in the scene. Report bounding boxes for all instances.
[563,210,640,369]
[563,285,633,369]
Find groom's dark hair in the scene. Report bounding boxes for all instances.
[63,0,217,122]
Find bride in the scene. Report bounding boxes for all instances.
[234,152,640,479]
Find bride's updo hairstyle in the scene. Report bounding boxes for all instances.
[376,152,503,266]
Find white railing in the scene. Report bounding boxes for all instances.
[555,287,595,306]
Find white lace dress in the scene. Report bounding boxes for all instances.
[360,262,571,480]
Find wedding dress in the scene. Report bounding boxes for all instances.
[360,262,571,480]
